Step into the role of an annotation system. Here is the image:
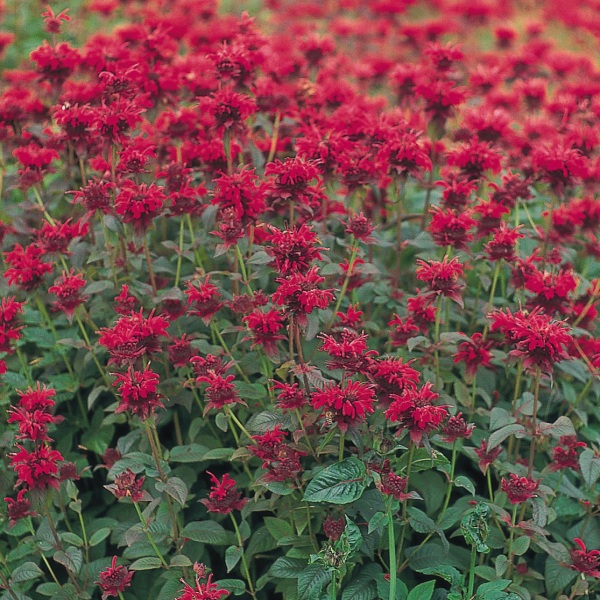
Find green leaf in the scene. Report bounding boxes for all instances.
[234,381,268,401]
[489,407,516,431]
[303,457,366,504]
[398,448,449,473]
[376,573,408,600]
[182,521,234,545]
[246,410,284,433]
[168,444,209,463]
[545,556,577,596]
[61,532,84,547]
[341,563,381,600]
[407,507,448,552]
[579,448,600,487]
[129,557,164,570]
[89,527,111,547]
[264,517,294,540]
[475,579,511,598]
[297,564,331,600]
[487,424,526,451]
[539,416,576,439]
[215,412,229,432]
[170,555,193,568]
[407,580,435,600]
[36,582,61,596]
[419,565,461,586]
[454,476,475,496]
[155,477,188,506]
[53,547,83,575]
[216,578,246,596]
[225,545,243,573]
[269,557,307,579]
[368,511,388,534]
[202,448,235,461]
[11,561,44,583]
[512,536,530,556]
[495,555,509,577]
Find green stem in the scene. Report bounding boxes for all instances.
[15,347,34,385]
[225,406,255,444]
[481,260,502,341]
[235,243,254,297]
[437,441,457,525]
[267,111,281,163]
[328,241,359,328]
[77,511,90,584]
[396,443,415,567]
[338,432,345,462]
[224,128,233,176]
[487,469,494,503]
[143,234,158,294]
[229,513,256,597]
[387,498,397,600]
[331,569,337,600]
[210,321,251,383]
[528,368,541,478]
[175,217,185,288]
[506,503,519,578]
[185,213,205,273]
[75,313,112,389]
[434,294,443,388]
[507,363,523,463]
[100,217,119,285]
[26,519,61,588]
[467,544,477,599]
[133,502,168,567]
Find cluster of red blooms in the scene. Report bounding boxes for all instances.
[0,0,599,596]
[5,384,63,526]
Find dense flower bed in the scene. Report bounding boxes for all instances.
[0,0,599,599]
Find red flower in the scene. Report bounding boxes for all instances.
[175,574,229,600]
[311,380,376,432]
[266,224,324,275]
[272,266,334,322]
[4,489,35,526]
[36,218,89,254]
[112,364,164,421]
[428,207,476,250]
[243,308,286,358]
[12,143,59,169]
[41,6,71,34]
[488,307,572,375]
[115,181,165,233]
[11,445,63,490]
[386,383,449,445]
[48,271,88,318]
[388,314,420,346]
[367,356,420,403]
[106,469,146,503]
[453,333,492,379]
[484,223,524,262]
[532,143,589,191]
[169,335,196,368]
[446,138,502,181]
[474,439,503,474]
[96,556,134,600]
[113,285,137,315]
[441,412,474,443]
[70,178,115,214]
[0,296,24,353]
[319,329,376,374]
[211,167,265,223]
[550,436,586,472]
[197,372,244,413]
[250,427,306,482]
[345,213,375,243]
[98,309,169,365]
[378,460,412,501]
[323,515,346,541]
[501,473,540,504]
[185,277,223,325]
[201,472,247,514]
[416,256,465,307]
[272,381,308,412]
[4,244,53,290]
[569,538,600,578]
[198,87,257,133]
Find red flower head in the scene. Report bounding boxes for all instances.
[388,314,420,346]
[428,207,476,250]
[201,472,247,514]
[416,256,465,307]
[70,178,116,214]
[112,364,164,421]
[484,223,524,262]
[272,381,308,412]
[453,333,492,380]
[311,380,376,432]
[48,271,88,318]
[386,383,449,445]
[0,296,24,353]
[199,87,257,133]
[272,266,334,323]
[197,372,244,414]
[569,538,600,578]
[211,167,265,224]
[377,460,412,501]
[115,181,165,233]
[36,218,89,255]
[441,412,475,443]
[488,307,572,375]
[474,439,503,474]
[169,334,196,369]
[4,243,53,290]
[501,473,540,504]
[11,445,63,490]
[532,143,589,192]
[4,489,35,526]
[249,426,306,482]
[323,515,346,542]
[96,556,133,600]
[243,308,286,358]
[113,285,137,315]
[550,435,586,472]
[185,277,223,325]
[175,573,229,600]
[446,138,502,181]
[319,329,376,375]
[367,356,420,404]
[106,469,146,503]
[266,223,324,275]
[345,213,375,243]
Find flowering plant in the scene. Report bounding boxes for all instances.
[0,1,599,600]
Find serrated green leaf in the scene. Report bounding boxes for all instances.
[182,521,234,545]
[36,582,61,596]
[89,527,111,547]
[368,511,388,534]
[545,556,577,596]
[61,532,84,547]
[129,556,164,570]
[156,477,188,506]
[170,555,193,567]
[487,424,527,451]
[169,444,209,463]
[407,580,435,600]
[11,561,43,583]
[341,563,381,600]
[53,547,83,575]
[579,448,600,487]
[216,578,246,596]
[304,458,366,504]
[512,536,530,556]
[269,557,307,579]
[297,564,331,600]
[225,545,243,573]
[264,517,293,540]
[454,475,475,496]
